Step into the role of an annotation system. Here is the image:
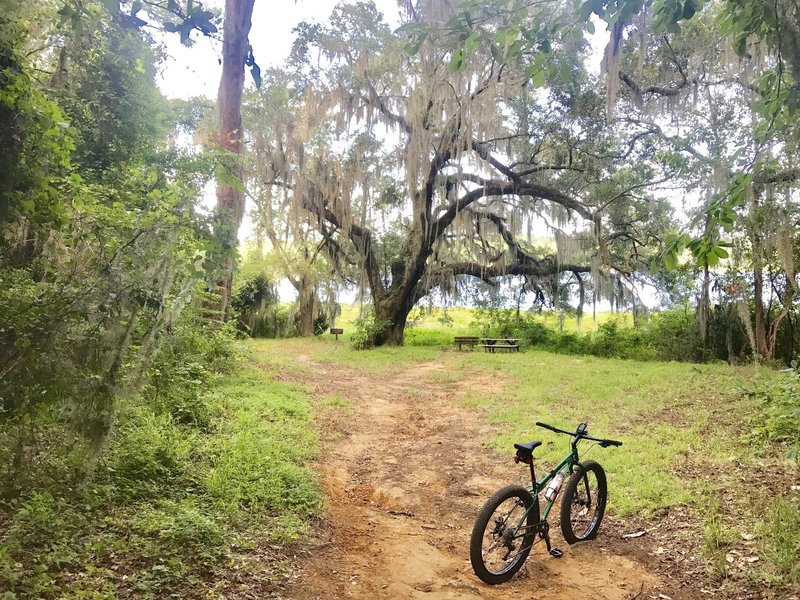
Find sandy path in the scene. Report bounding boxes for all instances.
[286,354,661,599]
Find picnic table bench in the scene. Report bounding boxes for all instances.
[454,336,480,350]
[480,338,520,352]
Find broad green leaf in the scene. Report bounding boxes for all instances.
[712,246,729,259]
[663,250,677,271]
[404,32,427,56]
[449,48,467,73]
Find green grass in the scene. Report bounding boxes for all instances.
[433,347,799,591]
[0,353,321,598]
[336,304,625,334]
[452,350,765,516]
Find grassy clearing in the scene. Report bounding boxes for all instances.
[309,335,797,591]
[438,351,764,516]
[247,337,445,377]
[0,353,320,598]
[336,304,624,333]
[446,350,798,590]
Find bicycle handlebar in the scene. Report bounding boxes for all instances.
[535,421,623,447]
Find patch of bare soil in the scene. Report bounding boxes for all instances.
[278,352,686,600]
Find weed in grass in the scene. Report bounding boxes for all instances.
[105,406,195,503]
[266,513,311,544]
[322,394,351,411]
[755,496,800,586]
[130,498,228,573]
[202,371,321,516]
[701,498,735,578]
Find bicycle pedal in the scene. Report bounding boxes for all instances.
[549,548,563,558]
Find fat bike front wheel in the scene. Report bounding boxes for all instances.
[560,460,607,544]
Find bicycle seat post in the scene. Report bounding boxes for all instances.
[528,457,537,489]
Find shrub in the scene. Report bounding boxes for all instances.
[647,307,705,362]
[313,312,329,336]
[350,313,391,350]
[589,320,655,360]
[747,367,800,463]
[103,408,194,502]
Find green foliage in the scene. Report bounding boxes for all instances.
[313,312,330,335]
[648,307,707,362]
[0,12,73,227]
[404,327,460,346]
[202,371,321,515]
[105,408,195,501]
[0,358,320,598]
[747,368,800,463]
[467,307,703,362]
[350,313,392,350]
[756,497,800,586]
[232,273,283,337]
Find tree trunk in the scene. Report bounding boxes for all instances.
[211,0,256,320]
[296,286,318,337]
[752,236,768,358]
[699,261,711,348]
[373,289,416,346]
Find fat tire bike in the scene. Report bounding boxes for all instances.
[469,421,623,585]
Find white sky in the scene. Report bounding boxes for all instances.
[157,0,403,99]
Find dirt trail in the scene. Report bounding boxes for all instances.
[287,354,661,599]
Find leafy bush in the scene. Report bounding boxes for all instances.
[313,312,330,335]
[0,361,321,598]
[350,313,391,350]
[648,307,706,362]
[232,274,281,338]
[103,408,194,502]
[747,368,800,463]
[589,320,656,360]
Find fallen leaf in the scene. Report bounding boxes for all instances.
[622,530,646,538]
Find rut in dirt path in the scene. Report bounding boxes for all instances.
[287,355,660,600]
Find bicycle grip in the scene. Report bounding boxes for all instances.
[601,439,623,447]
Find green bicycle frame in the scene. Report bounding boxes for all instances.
[531,448,578,520]
[512,442,582,538]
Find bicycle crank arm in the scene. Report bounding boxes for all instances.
[538,522,563,558]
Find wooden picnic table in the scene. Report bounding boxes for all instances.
[480,338,521,352]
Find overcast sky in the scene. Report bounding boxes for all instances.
[157,0,403,100]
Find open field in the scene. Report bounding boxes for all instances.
[248,337,800,599]
[335,304,628,335]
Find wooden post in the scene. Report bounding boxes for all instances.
[330,327,343,341]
